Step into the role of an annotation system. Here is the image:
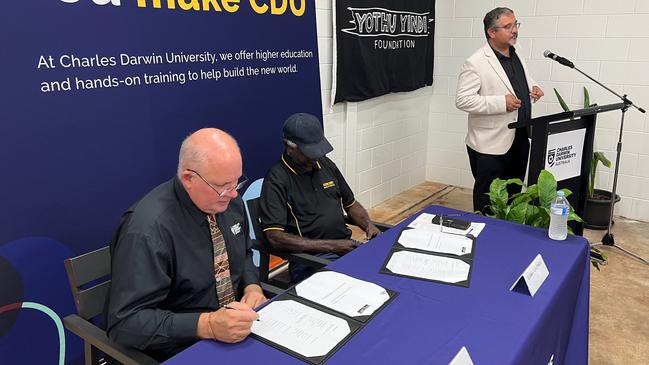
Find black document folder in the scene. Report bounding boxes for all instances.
[380,227,477,288]
[250,270,398,364]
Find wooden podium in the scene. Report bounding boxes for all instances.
[508,103,626,235]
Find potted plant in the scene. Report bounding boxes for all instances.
[485,170,582,231]
[583,152,621,229]
[553,87,621,229]
[485,169,604,269]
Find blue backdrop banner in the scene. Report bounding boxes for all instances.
[0,1,321,363]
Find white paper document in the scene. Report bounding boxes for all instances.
[398,229,472,256]
[252,300,351,358]
[408,213,486,237]
[386,251,470,283]
[295,271,390,318]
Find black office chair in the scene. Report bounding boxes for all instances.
[64,246,283,365]
[245,197,393,287]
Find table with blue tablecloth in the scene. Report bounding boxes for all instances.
[163,205,589,365]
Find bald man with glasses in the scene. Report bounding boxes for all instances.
[456,7,544,214]
[105,128,266,362]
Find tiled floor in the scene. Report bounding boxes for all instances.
[365,182,649,365]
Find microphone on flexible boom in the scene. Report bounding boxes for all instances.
[543,50,575,68]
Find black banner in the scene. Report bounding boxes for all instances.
[334,1,435,103]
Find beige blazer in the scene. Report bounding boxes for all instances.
[455,43,538,155]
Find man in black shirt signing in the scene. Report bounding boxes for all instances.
[259,113,380,283]
[105,128,266,361]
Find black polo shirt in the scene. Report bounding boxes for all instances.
[260,153,355,240]
[493,45,531,124]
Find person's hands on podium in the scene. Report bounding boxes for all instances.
[505,94,522,112]
[197,301,259,343]
[241,284,267,309]
[530,86,544,103]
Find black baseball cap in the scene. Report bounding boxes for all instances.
[282,113,333,159]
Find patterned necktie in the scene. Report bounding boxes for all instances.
[207,214,235,306]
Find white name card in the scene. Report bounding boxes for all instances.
[510,254,549,297]
[449,346,474,365]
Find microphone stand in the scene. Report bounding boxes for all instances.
[569,64,648,266]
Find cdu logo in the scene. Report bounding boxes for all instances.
[230,222,242,236]
[547,149,556,167]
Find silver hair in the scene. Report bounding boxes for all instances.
[177,133,207,178]
[483,7,514,39]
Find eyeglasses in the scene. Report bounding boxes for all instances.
[494,21,521,32]
[187,169,248,197]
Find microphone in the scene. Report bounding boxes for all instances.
[543,50,574,68]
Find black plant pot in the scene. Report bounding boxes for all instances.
[583,189,621,230]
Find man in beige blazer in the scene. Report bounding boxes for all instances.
[456,7,544,213]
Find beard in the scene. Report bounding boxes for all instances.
[508,34,518,46]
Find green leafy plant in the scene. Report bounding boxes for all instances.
[589,152,611,198]
[552,85,589,113]
[553,86,612,199]
[485,169,605,269]
[486,169,583,230]
[553,86,611,267]
[547,87,611,267]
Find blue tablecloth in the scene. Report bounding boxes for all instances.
[163,205,589,365]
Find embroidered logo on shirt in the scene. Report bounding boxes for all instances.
[322,180,336,189]
[230,222,242,235]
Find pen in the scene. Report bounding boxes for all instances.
[224,305,261,321]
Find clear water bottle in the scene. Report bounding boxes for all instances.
[549,191,569,240]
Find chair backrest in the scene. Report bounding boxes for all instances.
[246,197,273,251]
[64,246,111,320]
[242,178,264,240]
[242,178,265,267]
[245,196,274,283]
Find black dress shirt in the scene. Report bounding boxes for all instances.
[493,46,532,124]
[104,176,259,361]
[259,153,355,240]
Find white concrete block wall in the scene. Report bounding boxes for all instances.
[315,1,431,208]
[428,0,649,222]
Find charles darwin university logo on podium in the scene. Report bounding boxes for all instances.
[547,149,556,167]
[333,0,436,103]
[545,129,586,181]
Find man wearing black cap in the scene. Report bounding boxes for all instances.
[259,113,380,282]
